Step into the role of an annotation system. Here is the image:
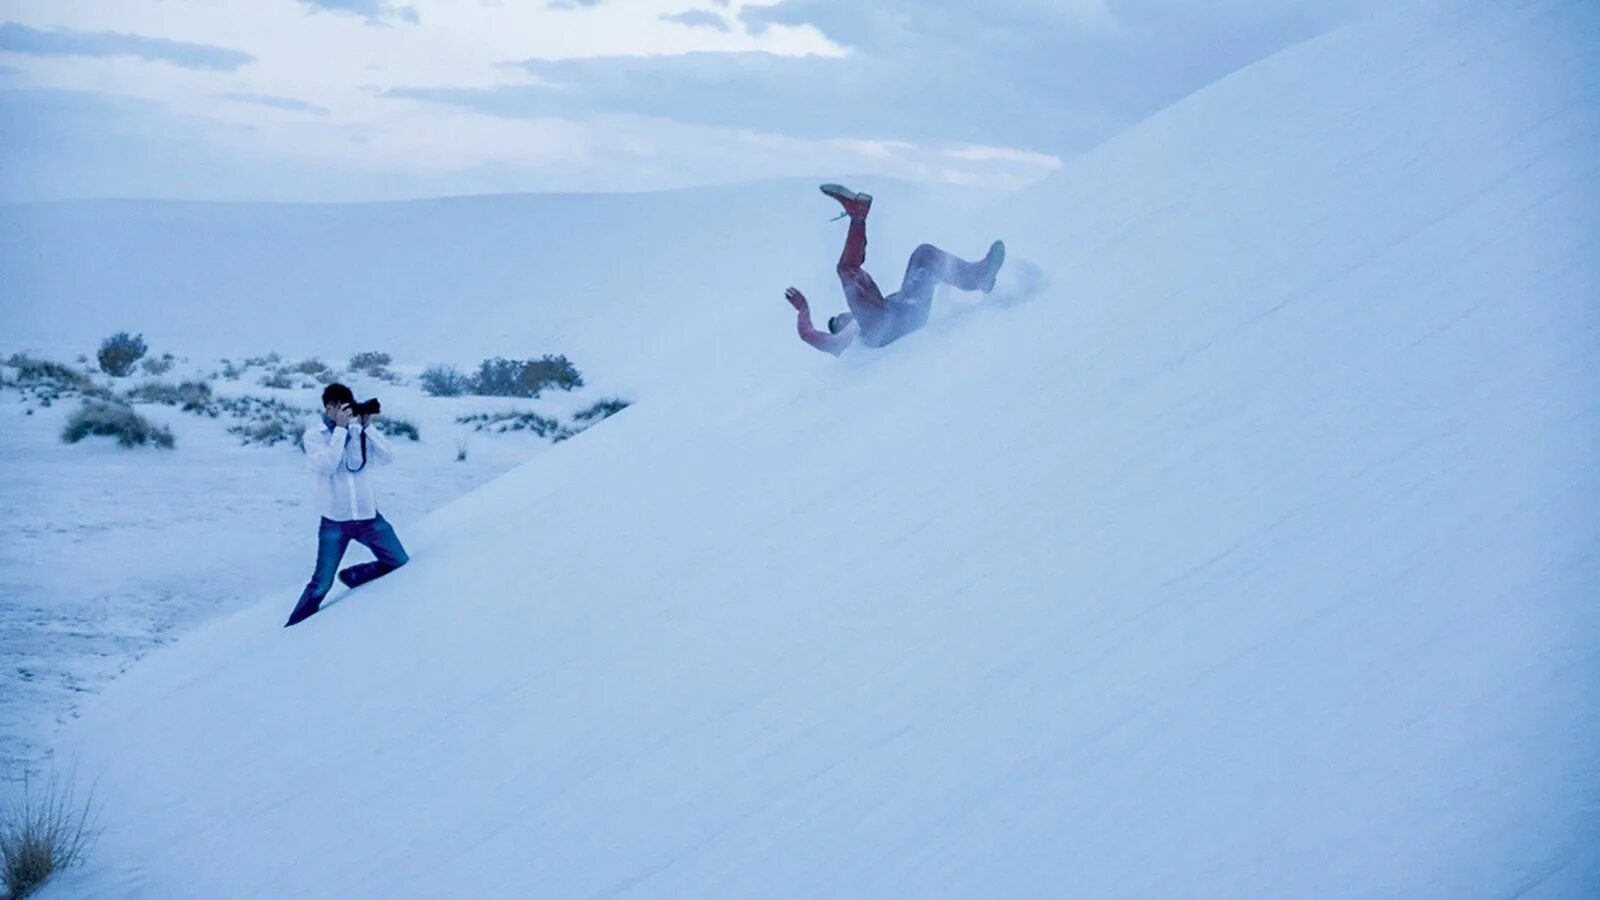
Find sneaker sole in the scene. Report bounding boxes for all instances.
[820,184,871,205]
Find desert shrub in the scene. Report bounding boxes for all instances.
[8,355,86,386]
[5,352,112,405]
[96,332,148,377]
[173,380,213,413]
[242,352,281,368]
[126,380,213,413]
[541,356,583,392]
[259,369,295,390]
[383,416,420,441]
[214,395,312,447]
[455,410,573,440]
[140,353,177,376]
[419,365,471,397]
[61,401,174,449]
[470,355,582,397]
[219,359,243,380]
[572,397,631,424]
[4,354,104,402]
[470,358,529,397]
[349,351,391,371]
[349,351,401,384]
[455,438,468,462]
[125,382,173,405]
[292,358,334,380]
[0,773,98,900]
[229,418,296,447]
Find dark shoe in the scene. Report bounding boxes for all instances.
[980,240,1006,293]
[820,183,872,220]
[338,567,357,589]
[284,603,320,627]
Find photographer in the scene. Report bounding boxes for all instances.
[284,383,409,627]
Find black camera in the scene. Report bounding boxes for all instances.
[349,397,381,417]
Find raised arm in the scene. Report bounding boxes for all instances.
[304,424,348,475]
[359,419,396,465]
[786,287,854,357]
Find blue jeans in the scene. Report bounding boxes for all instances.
[285,513,409,626]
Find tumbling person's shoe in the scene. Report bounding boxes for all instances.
[338,567,357,589]
[980,240,1006,293]
[820,183,872,220]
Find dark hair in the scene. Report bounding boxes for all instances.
[322,383,355,407]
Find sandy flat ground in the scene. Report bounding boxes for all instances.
[0,353,611,778]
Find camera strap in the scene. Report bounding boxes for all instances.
[343,426,368,474]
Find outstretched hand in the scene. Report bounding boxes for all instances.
[784,287,808,312]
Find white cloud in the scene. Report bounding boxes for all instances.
[942,145,1062,169]
[0,0,1387,200]
[829,138,916,159]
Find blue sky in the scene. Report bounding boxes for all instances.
[0,0,1383,202]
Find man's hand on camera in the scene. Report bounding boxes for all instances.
[330,403,353,427]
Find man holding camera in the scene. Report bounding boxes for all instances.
[284,383,409,627]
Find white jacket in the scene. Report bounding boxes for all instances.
[304,418,395,522]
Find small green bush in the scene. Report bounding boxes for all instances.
[471,355,583,398]
[348,352,400,384]
[8,355,87,386]
[259,369,295,390]
[215,395,312,447]
[572,397,630,424]
[349,351,391,371]
[420,365,472,397]
[455,410,573,440]
[5,354,104,402]
[383,416,420,441]
[61,402,174,449]
[96,332,148,377]
[126,380,213,413]
[246,352,281,366]
[229,419,294,447]
[140,353,176,376]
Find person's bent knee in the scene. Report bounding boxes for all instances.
[308,559,340,591]
[838,268,872,293]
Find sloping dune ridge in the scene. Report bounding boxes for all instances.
[45,2,1600,896]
